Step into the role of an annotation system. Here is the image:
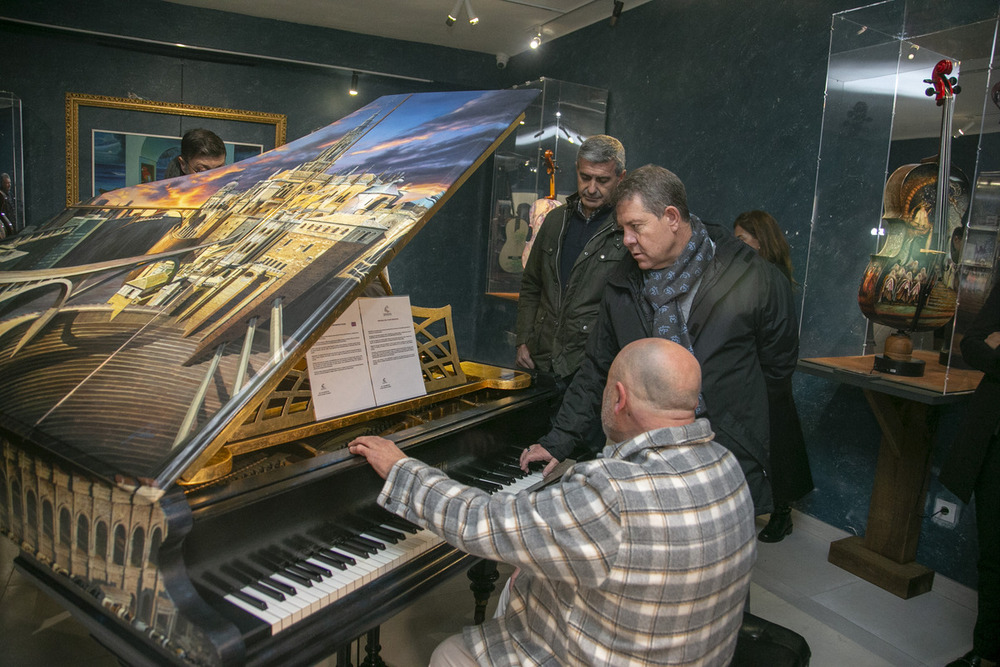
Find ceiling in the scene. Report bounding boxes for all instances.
[164,0,650,58]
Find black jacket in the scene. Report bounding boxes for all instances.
[539,219,800,513]
[940,281,1000,503]
[515,194,627,378]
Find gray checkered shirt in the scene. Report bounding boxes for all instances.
[378,417,756,666]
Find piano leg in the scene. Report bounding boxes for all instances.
[467,560,500,624]
[360,627,385,667]
[336,644,353,667]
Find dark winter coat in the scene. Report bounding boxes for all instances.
[940,280,1000,503]
[538,219,800,514]
[515,195,627,379]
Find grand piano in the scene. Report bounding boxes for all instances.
[0,89,558,665]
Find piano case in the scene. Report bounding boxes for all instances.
[0,89,554,666]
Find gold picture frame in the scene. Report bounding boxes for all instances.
[65,93,287,205]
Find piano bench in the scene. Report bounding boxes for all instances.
[732,611,811,667]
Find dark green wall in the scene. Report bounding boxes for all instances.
[0,0,981,588]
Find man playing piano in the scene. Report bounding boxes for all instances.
[349,338,756,666]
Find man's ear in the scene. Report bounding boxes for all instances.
[662,205,682,231]
[613,380,628,415]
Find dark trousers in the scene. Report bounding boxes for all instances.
[973,430,999,660]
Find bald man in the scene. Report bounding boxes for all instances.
[349,339,756,666]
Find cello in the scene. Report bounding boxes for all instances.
[857,59,970,376]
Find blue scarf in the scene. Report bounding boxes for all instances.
[641,217,714,412]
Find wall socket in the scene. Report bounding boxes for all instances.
[932,497,959,527]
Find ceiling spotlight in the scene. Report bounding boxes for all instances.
[610,0,624,27]
[446,0,461,26]
[530,30,542,49]
[465,0,478,25]
[349,72,359,96]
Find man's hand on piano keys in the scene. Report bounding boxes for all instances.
[348,436,406,479]
[519,443,559,477]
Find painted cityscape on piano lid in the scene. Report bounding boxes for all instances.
[0,89,539,494]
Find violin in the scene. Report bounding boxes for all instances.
[521,149,561,268]
[857,60,970,372]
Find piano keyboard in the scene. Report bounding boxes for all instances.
[205,452,548,634]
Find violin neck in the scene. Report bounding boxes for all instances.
[934,92,956,244]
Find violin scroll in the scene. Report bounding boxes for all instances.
[924,59,961,104]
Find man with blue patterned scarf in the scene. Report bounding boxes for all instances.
[522,164,799,515]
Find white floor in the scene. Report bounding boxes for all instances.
[0,511,981,666]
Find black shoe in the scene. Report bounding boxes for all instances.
[945,650,985,667]
[758,505,793,543]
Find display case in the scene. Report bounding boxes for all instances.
[485,78,608,296]
[0,92,24,234]
[800,0,1000,389]
[944,170,1000,364]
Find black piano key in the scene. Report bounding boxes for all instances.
[481,470,516,485]
[464,464,513,483]
[289,535,355,568]
[265,546,323,583]
[381,516,420,534]
[250,552,313,587]
[312,550,351,569]
[231,589,269,611]
[294,558,332,578]
[496,462,529,478]
[203,572,268,611]
[221,564,286,602]
[319,548,356,566]
[309,522,355,546]
[343,537,379,555]
[285,562,323,582]
[452,472,501,493]
[250,582,286,602]
[332,540,372,559]
[352,535,385,551]
[284,535,328,560]
[272,545,331,578]
[233,560,297,596]
[364,525,404,543]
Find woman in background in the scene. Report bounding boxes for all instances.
[733,210,813,542]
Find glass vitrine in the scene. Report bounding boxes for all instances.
[801,0,1000,386]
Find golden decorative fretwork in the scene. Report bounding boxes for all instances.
[177,304,529,486]
[412,304,467,392]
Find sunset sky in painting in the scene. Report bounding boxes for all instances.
[97,90,538,210]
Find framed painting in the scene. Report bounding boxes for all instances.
[66,93,286,205]
[91,129,263,196]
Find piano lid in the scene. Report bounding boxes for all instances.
[0,89,539,495]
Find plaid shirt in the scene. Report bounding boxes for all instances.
[378,418,756,666]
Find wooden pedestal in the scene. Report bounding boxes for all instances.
[799,351,980,599]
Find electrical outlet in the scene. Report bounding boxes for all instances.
[932,497,959,527]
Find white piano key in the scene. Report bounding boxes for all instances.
[496,470,545,494]
[270,572,324,618]
[218,458,551,635]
